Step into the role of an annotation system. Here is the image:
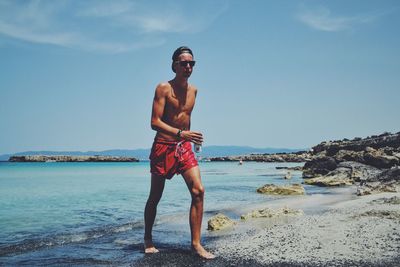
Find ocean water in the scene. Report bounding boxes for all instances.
[0,161,330,265]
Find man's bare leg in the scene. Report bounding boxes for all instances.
[144,174,166,253]
[182,166,215,259]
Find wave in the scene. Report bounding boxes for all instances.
[0,220,144,257]
[8,257,117,266]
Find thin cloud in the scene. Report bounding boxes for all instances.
[0,21,77,47]
[0,0,227,53]
[0,18,164,53]
[297,6,388,32]
[77,1,135,18]
[76,0,224,34]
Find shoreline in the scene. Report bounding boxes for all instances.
[133,189,400,266]
[8,155,139,162]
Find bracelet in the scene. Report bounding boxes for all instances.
[177,129,183,138]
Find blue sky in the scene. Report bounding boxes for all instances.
[1,0,399,154]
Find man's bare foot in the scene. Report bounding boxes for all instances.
[191,244,216,259]
[144,239,159,254]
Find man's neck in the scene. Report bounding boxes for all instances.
[172,77,188,91]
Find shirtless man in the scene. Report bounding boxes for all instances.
[144,46,215,259]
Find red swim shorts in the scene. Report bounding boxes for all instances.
[149,138,198,179]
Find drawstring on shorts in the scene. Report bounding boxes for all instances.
[174,141,185,161]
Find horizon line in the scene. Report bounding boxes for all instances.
[0,145,308,157]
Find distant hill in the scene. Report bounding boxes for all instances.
[0,146,305,161]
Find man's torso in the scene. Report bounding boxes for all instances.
[156,81,196,141]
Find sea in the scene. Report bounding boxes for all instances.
[0,160,333,266]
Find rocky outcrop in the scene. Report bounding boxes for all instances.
[241,207,303,220]
[256,184,305,195]
[303,168,354,186]
[334,149,365,163]
[302,157,337,178]
[207,213,235,231]
[302,132,400,193]
[335,161,381,182]
[363,148,400,169]
[312,132,400,155]
[360,166,400,183]
[306,132,400,169]
[9,155,139,162]
[357,167,400,196]
[304,162,381,187]
[208,151,312,163]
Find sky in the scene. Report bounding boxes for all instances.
[1,0,399,155]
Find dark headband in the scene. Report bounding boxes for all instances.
[172,46,193,61]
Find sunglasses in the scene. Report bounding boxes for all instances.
[176,60,196,67]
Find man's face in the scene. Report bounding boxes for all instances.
[175,53,194,78]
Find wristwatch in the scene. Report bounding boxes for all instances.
[177,129,183,138]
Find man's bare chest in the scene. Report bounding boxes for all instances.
[165,95,195,113]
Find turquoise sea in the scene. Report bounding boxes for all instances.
[0,161,329,265]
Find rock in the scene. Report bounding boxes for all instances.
[311,132,400,154]
[357,167,400,195]
[357,210,400,220]
[364,151,399,169]
[304,162,381,187]
[383,196,400,204]
[365,146,376,153]
[208,151,312,163]
[357,184,397,196]
[303,157,337,178]
[303,167,354,187]
[304,161,381,186]
[207,213,235,231]
[363,166,400,183]
[336,161,381,182]
[334,150,365,163]
[284,172,292,179]
[371,196,400,205]
[256,184,305,195]
[241,207,303,220]
[8,155,139,162]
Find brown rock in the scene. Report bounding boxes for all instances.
[304,175,353,187]
[207,213,235,231]
[256,184,305,195]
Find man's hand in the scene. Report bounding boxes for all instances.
[181,131,203,145]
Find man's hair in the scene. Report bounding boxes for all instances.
[171,46,193,73]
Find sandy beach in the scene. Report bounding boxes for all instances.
[134,188,400,266]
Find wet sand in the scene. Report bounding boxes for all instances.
[132,188,400,266]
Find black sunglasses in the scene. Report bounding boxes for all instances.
[176,61,196,67]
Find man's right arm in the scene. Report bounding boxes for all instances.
[150,83,180,137]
